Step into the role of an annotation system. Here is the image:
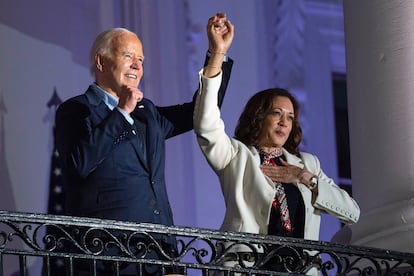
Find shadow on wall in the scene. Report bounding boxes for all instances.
[0,95,22,276]
[0,0,99,68]
[0,95,15,212]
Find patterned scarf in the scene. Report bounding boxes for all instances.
[256,146,292,232]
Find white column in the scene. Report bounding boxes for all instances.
[341,0,414,253]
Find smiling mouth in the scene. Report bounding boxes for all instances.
[125,74,137,79]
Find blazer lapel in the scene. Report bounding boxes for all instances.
[131,104,152,172]
[85,86,150,171]
[131,119,150,171]
[250,146,261,164]
[283,148,304,169]
[85,86,112,122]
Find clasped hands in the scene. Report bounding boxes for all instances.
[204,12,234,79]
[207,12,234,55]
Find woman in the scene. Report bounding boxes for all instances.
[195,48,360,274]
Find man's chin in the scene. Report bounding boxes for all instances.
[125,82,140,88]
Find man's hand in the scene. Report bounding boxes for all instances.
[117,85,144,114]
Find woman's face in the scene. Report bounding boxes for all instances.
[257,96,294,150]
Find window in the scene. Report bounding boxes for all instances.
[332,73,352,194]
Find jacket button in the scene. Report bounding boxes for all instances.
[154,210,160,215]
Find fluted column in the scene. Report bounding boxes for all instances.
[342,0,414,252]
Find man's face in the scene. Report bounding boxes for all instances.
[97,32,144,97]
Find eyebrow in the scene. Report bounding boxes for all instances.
[121,51,144,58]
[273,107,294,114]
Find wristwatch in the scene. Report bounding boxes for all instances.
[308,176,318,190]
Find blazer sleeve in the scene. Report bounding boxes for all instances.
[194,70,239,171]
[157,54,233,138]
[302,152,361,224]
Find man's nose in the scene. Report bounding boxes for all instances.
[131,61,140,70]
[131,58,142,70]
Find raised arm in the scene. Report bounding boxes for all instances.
[157,13,234,138]
[203,13,234,78]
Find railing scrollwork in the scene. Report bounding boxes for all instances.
[1,211,413,275]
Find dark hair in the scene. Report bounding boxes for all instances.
[234,88,302,157]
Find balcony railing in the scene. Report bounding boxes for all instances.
[0,211,413,275]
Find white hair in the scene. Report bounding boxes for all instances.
[89,28,136,74]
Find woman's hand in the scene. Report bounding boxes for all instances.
[260,159,315,187]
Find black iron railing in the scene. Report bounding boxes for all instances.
[0,211,413,275]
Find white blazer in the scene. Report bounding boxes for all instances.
[194,70,360,241]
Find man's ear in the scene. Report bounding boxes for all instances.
[95,54,104,72]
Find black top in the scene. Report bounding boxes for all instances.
[260,154,305,238]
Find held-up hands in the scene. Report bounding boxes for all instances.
[207,12,234,55]
[117,85,143,114]
[204,13,234,78]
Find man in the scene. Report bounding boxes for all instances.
[53,13,233,275]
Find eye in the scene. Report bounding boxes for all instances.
[288,115,294,121]
[123,53,132,59]
[271,110,282,117]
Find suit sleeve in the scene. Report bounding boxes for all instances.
[303,152,360,224]
[157,54,233,138]
[201,53,234,108]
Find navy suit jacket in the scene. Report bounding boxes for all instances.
[54,58,233,235]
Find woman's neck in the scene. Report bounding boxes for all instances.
[256,145,282,154]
